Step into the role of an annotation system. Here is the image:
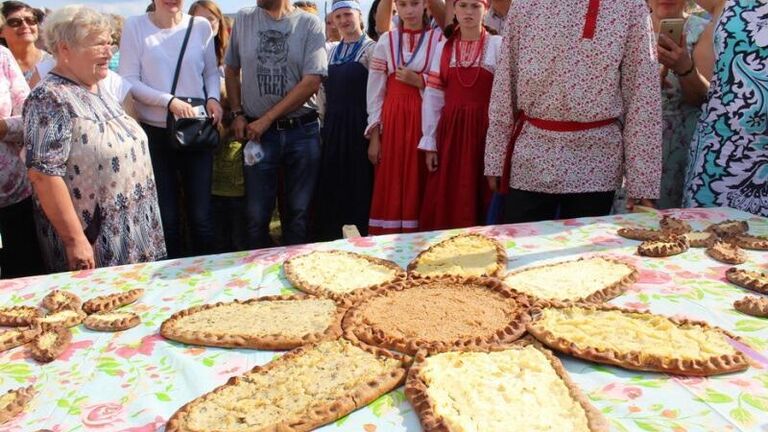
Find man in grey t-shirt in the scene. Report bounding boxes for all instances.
[225,0,327,249]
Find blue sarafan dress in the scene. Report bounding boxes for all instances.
[683,0,768,216]
[315,37,377,240]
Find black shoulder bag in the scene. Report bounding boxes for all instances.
[166,16,219,151]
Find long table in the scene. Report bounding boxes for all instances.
[1,207,767,432]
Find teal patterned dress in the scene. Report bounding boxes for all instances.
[683,0,768,216]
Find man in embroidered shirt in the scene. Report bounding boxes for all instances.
[225,0,327,248]
[484,0,662,222]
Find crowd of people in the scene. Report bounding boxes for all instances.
[0,0,764,277]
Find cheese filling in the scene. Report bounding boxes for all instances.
[412,236,500,277]
[184,339,401,431]
[420,347,591,432]
[37,332,58,350]
[289,251,399,293]
[0,392,17,409]
[536,307,737,359]
[172,299,337,339]
[503,258,634,301]
[91,312,133,322]
[39,310,79,323]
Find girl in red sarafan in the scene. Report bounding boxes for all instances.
[365,0,442,235]
[418,0,501,231]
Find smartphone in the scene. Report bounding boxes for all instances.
[659,18,684,45]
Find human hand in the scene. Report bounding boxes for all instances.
[425,151,438,172]
[232,115,248,141]
[65,235,95,271]
[658,33,693,75]
[395,67,424,89]
[626,198,657,212]
[246,116,272,142]
[206,99,223,126]
[486,176,500,192]
[368,131,381,165]
[168,98,198,118]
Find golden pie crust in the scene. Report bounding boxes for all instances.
[82,288,144,314]
[0,326,40,353]
[30,326,72,363]
[406,339,609,432]
[408,233,506,278]
[84,311,141,332]
[165,338,409,432]
[161,295,346,350]
[734,296,768,318]
[284,250,406,302]
[659,216,692,235]
[41,290,82,312]
[0,386,35,425]
[502,257,637,304]
[344,276,530,355]
[706,241,747,265]
[617,227,665,241]
[726,268,768,294]
[0,306,41,327]
[637,234,689,257]
[35,309,86,331]
[734,234,768,251]
[527,304,749,376]
[684,231,717,248]
[706,220,749,238]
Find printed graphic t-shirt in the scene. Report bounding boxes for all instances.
[225,7,327,119]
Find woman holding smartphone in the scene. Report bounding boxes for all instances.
[120,0,222,258]
[366,0,442,235]
[418,0,501,230]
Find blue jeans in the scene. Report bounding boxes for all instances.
[143,123,215,258]
[244,120,321,249]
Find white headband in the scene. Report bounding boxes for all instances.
[331,0,361,12]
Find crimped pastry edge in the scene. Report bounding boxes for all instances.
[284,250,407,303]
[706,220,749,237]
[82,288,144,314]
[0,385,35,425]
[343,275,531,356]
[637,234,689,257]
[734,234,768,251]
[527,303,749,377]
[502,256,638,305]
[617,227,665,241]
[41,290,82,313]
[165,338,410,432]
[0,306,41,327]
[405,338,610,432]
[160,294,348,350]
[706,241,747,265]
[734,296,768,318]
[407,233,507,278]
[0,326,41,353]
[725,268,768,295]
[34,309,87,331]
[84,312,141,332]
[684,231,717,248]
[30,326,72,363]
[659,216,692,235]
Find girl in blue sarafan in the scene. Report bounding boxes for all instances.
[683,0,768,217]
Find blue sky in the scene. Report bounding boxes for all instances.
[32,0,375,19]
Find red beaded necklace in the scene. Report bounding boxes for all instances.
[453,28,486,88]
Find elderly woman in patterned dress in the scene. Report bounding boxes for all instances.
[24,5,166,272]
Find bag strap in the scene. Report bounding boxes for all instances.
[170,16,195,96]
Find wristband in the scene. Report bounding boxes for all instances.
[674,60,696,77]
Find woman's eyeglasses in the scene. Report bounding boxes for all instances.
[5,16,39,28]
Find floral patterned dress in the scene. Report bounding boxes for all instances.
[24,74,166,271]
[683,0,768,216]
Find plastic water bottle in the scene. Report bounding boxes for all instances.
[244,140,264,166]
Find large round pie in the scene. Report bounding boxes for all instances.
[343,276,530,355]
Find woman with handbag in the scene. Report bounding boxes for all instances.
[119,0,222,259]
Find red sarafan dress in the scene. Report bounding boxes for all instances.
[419,31,502,231]
[366,26,442,235]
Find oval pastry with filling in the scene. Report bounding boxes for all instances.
[344,276,530,355]
[84,311,141,332]
[408,233,507,278]
[284,250,405,301]
[527,304,749,376]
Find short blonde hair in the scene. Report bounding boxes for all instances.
[42,5,111,56]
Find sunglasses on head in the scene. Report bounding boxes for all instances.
[5,16,39,28]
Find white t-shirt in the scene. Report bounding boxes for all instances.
[36,57,132,103]
[119,13,221,127]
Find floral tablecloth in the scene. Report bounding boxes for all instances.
[1,207,768,432]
